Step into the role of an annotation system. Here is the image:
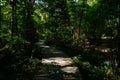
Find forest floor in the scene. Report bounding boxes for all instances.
[34,40,82,80]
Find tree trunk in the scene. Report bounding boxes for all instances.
[116,5,120,74]
[23,0,38,57]
[11,0,17,37]
[0,2,1,28]
[73,0,86,48]
[117,22,120,71]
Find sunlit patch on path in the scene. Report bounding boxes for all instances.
[34,40,82,80]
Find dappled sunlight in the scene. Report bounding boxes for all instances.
[61,66,78,73]
[41,45,50,48]
[35,62,80,80]
[42,57,73,66]
[1,0,119,79]
[95,47,111,53]
[34,40,82,80]
[42,57,79,75]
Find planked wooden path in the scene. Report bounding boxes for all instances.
[34,40,82,80]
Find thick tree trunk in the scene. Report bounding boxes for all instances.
[23,0,39,57]
[11,0,17,37]
[0,2,1,28]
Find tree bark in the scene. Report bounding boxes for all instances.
[11,0,17,37]
[0,1,1,28]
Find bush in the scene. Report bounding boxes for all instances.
[0,36,41,80]
[73,55,108,80]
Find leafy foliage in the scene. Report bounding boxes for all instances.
[0,0,41,80]
[0,0,120,80]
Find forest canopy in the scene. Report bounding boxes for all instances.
[0,0,120,80]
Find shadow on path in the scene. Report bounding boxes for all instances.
[34,40,82,80]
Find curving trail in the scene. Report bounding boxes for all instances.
[34,40,82,80]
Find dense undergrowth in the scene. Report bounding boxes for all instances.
[0,37,41,80]
[45,39,120,80]
[1,0,119,80]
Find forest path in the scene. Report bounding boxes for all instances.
[34,40,82,80]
